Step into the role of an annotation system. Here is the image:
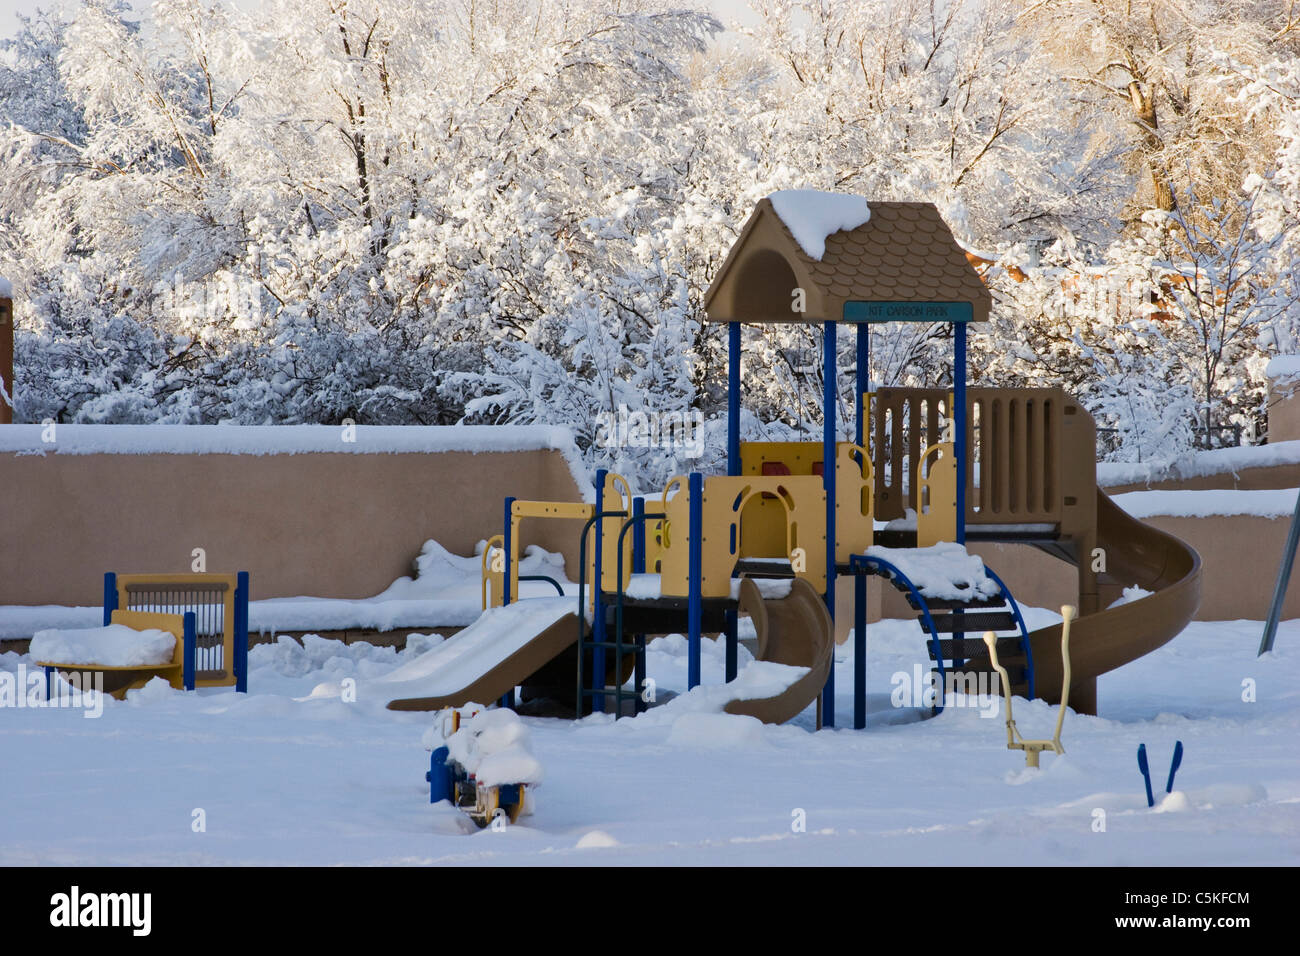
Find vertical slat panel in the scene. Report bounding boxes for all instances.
[1045,397,1059,518]
[995,397,1010,516]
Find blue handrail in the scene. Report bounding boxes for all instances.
[574,508,629,717]
[851,553,947,715]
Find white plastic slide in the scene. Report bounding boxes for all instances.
[378,597,579,711]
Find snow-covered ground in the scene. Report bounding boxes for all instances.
[2,607,1295,866]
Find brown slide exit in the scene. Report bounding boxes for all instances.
[724,577,836,726]
[963,488,1202,715]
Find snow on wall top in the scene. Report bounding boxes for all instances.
[768,190,871,261]
[1098,439,1300,488]
[1111,487,1299,519]
[1266,354,1300,384]
[0,422,579,458]
[0,276,11,298]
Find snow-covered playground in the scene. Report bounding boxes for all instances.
[1,608,1294,866]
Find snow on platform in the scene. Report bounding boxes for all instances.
[30,623,175,667]
[623,573,793,601]
[864,543,1000,601]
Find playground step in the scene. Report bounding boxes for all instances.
[921,612,1018,634]
[904,593,1006,611]
[932,636,1022,660]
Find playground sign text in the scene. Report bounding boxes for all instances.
[842,301,974,323]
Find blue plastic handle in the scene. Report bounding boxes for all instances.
[1137,743,1154,807]
[1166,740,1184,793]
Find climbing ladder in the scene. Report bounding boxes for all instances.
[852,554,1034,718]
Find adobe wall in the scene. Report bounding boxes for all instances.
[3,446,586,607]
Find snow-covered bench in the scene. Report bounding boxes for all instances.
[32,610,197,700]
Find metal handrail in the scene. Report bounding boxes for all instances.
[574,509,629,717]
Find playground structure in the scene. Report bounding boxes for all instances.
[369,195,1203,726]
[39,571,251,698]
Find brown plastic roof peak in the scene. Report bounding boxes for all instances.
[703,198,992,323]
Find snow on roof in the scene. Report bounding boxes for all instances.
[1098,440,1300,488]
[768,190,871,261]
[0,276,11,298]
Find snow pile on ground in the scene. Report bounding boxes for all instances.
[769,191,871,260]
[1111,487,1298,519]
[443,707,543,787]
[626,658,810,728]
[865,543,1000,600]
[30,623,175,667]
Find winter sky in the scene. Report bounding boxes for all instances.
[0,0,760,41]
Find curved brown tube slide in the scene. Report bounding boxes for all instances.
[724,577,836,725]
[963,489,1201,714]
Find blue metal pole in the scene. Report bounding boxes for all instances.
[724,609,738,683]
[854,566,866,730]
[856,322,869,448]
[632,497,647,708]
[182,611,197,691]
[235,570,249,693]
[102,572,117,626]
[688,472,703,689]
[822,320,837,728]
[632,497,646,574]
[728,322,741,477]
[954,322,967,546]
[502,497,516,606]
[592,471,607,712]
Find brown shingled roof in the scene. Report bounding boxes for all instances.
[703,197,991,323]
